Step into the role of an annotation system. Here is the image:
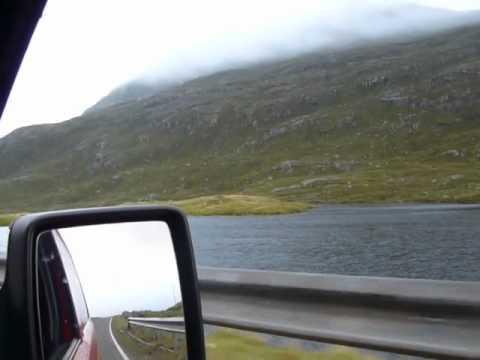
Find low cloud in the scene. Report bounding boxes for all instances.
[138,1,478,85]
[2,0,480,137]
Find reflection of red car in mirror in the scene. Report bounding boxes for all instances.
[37,230,98,360]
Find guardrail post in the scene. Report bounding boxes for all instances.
[172,333,177,352]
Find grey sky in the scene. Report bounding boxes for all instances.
[1,0,479,138]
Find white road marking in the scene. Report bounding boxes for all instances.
[109,318,130,360]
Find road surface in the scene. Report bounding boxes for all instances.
[92,317,128,360]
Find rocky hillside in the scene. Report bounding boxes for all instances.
[2,22,480,212]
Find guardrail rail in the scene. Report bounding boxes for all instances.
[198,267,480,360]
[127,316,185,334]
[1,258,479,359]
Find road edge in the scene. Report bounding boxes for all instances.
[109,317,130,360]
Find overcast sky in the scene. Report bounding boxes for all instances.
[1,0,480,138]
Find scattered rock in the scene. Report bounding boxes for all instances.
[333,160,358,172]
[315,159,359,172]
[272,160,303,173]
[90,140,117,173]
[380,91,409,106]
[208,114,219,127]
[141,193,160,201]
[263,114,315,141]
[272,184,301,193]
[335,115,357,129]
[272,175,340,193]
[441,149,464,158]
[9,175,31,182]
[448,174,464,181]
[138,135,149,144]
[302,176,340,187]
[361,75,388,89]
[264,126,287,140]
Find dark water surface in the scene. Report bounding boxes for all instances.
[189,204,480,281]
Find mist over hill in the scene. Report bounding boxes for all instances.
[87,4,480,112]
[2,12,480,212]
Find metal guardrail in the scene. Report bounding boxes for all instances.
[198,267,480,360]
[1,256,480,359]
[127,317,185,334]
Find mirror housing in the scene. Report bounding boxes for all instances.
[1,206,205,360]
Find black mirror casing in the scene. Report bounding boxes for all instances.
[1,206,206,360]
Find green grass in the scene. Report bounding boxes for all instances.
[124,302,184,318]
[0,195,310,226]
[110,303,186,359]
[0,213,19,226]
[111,315,186,360]
[123,194,312,216]
[206,329,377,360]
[111,317,376,360]
[168,195,310,216]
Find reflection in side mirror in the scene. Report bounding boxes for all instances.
[36,221,186,360]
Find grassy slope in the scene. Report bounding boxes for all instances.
[0,195,310,223]
[134,195,310,215]
[125,302,184,318]
[111,319,375,360]
[0,214,18,226]
[207,329,375,360]
[111,303,186,359]
[111,316,185,360]
[1,25,480,212]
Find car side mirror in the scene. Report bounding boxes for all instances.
[1,206,205,360]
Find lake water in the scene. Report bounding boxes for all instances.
[189,204,480,281]
[1,204,480,281]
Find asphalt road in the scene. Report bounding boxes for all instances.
[92,317,128,360]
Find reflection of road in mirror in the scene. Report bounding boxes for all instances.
[92,313,186,360]
[110,304,186,360]
[58,222,186,359]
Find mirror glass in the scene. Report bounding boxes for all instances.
[36,221,186,360]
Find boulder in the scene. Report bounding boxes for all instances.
[273,160,303,173]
